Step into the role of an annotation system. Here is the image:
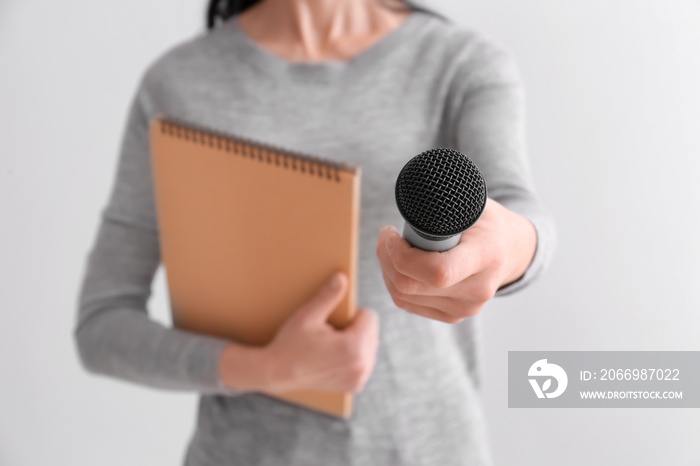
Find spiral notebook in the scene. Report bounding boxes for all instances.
[149,116,361,418]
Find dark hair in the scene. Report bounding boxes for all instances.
[206,0,442,30]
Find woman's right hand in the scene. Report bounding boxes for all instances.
[219,271,379,394]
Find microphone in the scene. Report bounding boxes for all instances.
[394,148,488,252]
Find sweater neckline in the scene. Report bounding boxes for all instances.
[223,11,425,79]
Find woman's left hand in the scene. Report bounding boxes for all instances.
[376,198,537,323]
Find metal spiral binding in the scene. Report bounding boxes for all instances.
[159,117,355,182]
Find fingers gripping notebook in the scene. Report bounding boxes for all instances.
[149,116,361,418]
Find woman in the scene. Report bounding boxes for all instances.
[75,0,555,464]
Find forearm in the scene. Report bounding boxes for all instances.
[499,203,538,288]
[493,194,556,296]
[217,342,270,392]
[75,213,239,394]
[75,306,234,394]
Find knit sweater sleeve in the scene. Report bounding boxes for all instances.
[73,81,241,394]
[452,40,557,296]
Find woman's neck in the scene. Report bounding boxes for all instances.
[236,0,411,62]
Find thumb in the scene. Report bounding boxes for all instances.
[292,271,348,327]
[378,225,401,244]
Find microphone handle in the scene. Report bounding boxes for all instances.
[402,222,461,252]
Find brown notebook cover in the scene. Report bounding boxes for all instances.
[149,116,361,418]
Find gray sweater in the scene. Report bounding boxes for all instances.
[75,10,555,466]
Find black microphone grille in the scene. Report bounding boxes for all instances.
[395,148,487,238]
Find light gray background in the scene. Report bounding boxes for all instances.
[1,1,699,465]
